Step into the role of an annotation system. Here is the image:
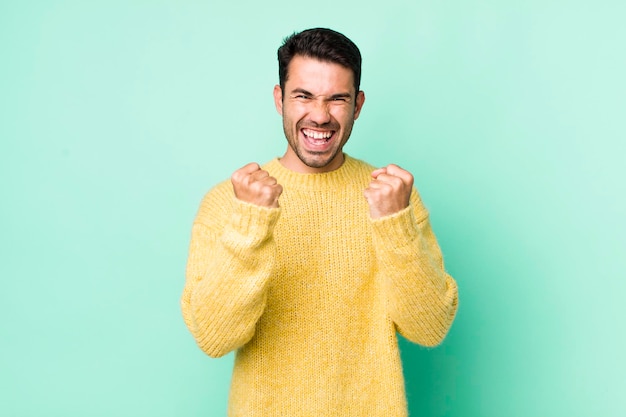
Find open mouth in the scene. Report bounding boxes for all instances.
[301,128,335,149]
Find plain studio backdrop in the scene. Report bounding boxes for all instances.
[1,1,624,416]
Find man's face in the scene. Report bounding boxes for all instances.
[274,55,365,173]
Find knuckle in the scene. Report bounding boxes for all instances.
[389,176,403,187]
[250,180,263,192]
[261,186,277,200]
[231,173,243,185]
[259,185,270,196]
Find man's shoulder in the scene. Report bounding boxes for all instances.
[193,176,235,224]
[203,177,234,200]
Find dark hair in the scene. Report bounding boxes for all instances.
[277,28,362,94]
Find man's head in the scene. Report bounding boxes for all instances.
[274,28,365,174]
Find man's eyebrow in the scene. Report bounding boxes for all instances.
[290,88,314,96]
[329,92,352,100]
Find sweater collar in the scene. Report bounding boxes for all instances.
[263,154,361,191]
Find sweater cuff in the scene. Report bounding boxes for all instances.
[226,197,281,247]
[370,205,420,249]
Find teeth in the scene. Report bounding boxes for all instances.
[303,129,332,139]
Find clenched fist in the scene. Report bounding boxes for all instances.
[364,164,414,219]
[231,163,283,208]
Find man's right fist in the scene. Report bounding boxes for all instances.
[231,163,283,208]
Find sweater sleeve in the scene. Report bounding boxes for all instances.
[181,186,281,357]
[370,189,458,347]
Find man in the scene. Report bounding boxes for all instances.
[181,28,458,416]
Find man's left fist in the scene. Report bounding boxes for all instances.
[364,164,414,219]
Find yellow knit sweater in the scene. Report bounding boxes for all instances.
[181,155,458,416]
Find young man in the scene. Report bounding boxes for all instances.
[181,28,458,416]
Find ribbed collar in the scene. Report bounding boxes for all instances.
[263,154,363,191]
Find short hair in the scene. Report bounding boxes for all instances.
[277,28,362,94]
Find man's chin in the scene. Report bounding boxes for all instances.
[300,151,342,170]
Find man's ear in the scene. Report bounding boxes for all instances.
[353,90,365,120]
[273,85,283,115]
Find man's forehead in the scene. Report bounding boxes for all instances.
[285,56,355,93]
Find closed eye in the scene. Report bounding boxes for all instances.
[329,94,351,103]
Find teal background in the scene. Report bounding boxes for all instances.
[2,1,624,416]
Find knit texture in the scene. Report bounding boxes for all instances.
[181,155,458,416]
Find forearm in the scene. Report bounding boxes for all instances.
[372,199,458,347]
[181,198,280,357]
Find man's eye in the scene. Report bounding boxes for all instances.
[295,95,310,99]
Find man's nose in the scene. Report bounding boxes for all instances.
[308,99,331,125]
